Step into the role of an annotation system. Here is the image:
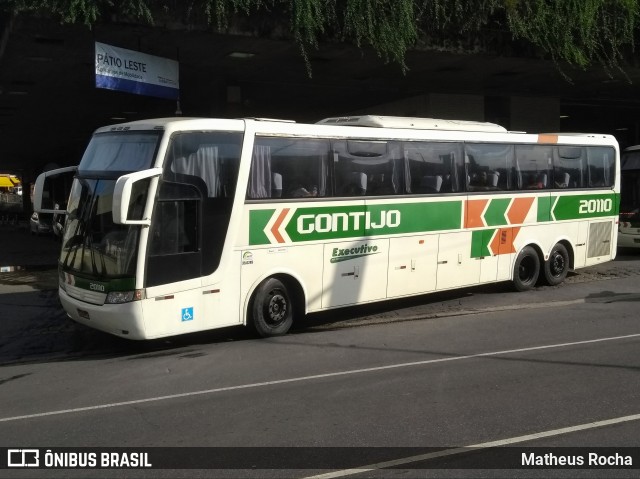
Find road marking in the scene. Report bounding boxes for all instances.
[1,332,639,423]
[302,413,640,478]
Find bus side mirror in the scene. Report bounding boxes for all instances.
[34,166,77,213]
[113,168,163,225]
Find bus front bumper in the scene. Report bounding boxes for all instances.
[59,287,147,340]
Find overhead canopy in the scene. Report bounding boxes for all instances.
[0,176,20,188]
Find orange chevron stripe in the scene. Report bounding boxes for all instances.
[502,227,519,254]
[507,197,535,225]
[465,199,488,228]
[490,227,521,255]
[489,229,503,256]
[270,208,289,243]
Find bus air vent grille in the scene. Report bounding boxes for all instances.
[587,221,613,258]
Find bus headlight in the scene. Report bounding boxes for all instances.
[106,290,144,304]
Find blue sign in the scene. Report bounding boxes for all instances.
[95,42,179,100]
[181,307,194,322]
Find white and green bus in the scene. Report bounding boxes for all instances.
[618,145,640,248]
[34,115,620,340]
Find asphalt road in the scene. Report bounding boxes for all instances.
[1,248,640,478]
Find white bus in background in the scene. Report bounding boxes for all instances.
[618,145,640,248]
[34,116,619,340]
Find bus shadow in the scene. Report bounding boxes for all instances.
[293,282,516,332]
[0,281,522,367]
[0,267,621,367]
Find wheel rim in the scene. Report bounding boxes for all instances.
[519,256,536,283]
[265,290,288,326]
[549,250,566,278]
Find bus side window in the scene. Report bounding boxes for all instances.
[272,172,283,198]
[342,172,367,196]
[404,142,463,194]
[333,140,403,197]
[250,137,330,199]
[554,146,585,188]
[146,181,201,287]
[466,143,514,191]
[515,144,552,191]
[419,175,443,193]
[150,200,198,255]
[587,146,616,188]
[554,172,571,188]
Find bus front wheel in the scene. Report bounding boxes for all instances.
[543,243,569,286]
[513,246,540,292]
[250,277,293,337]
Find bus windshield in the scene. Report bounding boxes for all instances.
[79,131,161,174]
[60,177,146,278]
[60,130,161,278]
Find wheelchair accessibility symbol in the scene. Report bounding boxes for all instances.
[181,307,194,322]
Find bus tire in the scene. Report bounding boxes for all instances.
[513,246,540,292]
[543,243,569,286]
[250,277,293,337]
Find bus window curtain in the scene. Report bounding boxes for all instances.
[390,143,401,194]
[248,145,272,198]
[390,157,400,193]
[603,153,611,186]
[449,152,458,192]
[198,146,221,197]
[172,146,221,198]
[403,149,412,194]
[317,153,329,196]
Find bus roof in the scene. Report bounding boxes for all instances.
[316,115,508,133]
[94,117,201,133]
[93,117,294,134]
[93,116,618,146]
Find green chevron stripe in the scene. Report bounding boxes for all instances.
[484,198,510,226]
[537,196,553,222]
[471,229,495,258]
[249,209,275,245]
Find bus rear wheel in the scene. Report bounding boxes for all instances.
[250,277,293,337]
[543,243,569,286]
[513,246,540,292]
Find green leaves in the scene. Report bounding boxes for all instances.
[504,0,639,75]
[343,0,416,71]
[4,0,639,77]
[8,0,102,25]
[6,0,152,25]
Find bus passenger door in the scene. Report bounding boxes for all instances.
[322,239,388,308]
[387,235,438,297]
[436,232,481,290]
